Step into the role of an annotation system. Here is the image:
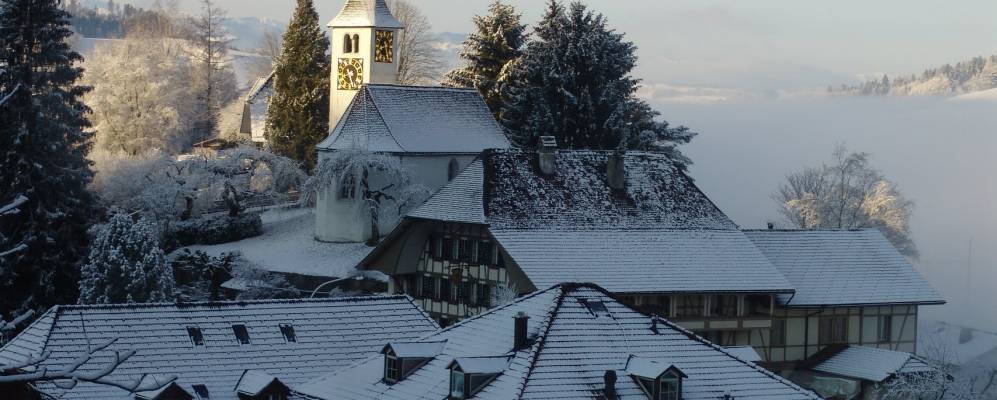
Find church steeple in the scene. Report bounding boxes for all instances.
[327,0,404,131]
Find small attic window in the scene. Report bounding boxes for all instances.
[192,384,210,400]
[232,324,251,345]
[580,298,610,316]
[187,326,204,346]
[447,357,507,400]
[279,324,296,343]
[627,356,687,400]
[382,341,446,384]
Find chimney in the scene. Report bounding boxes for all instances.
[603,370,618,400]
[538,136,557,175]
[606,150,626,190]
[513,311,530,350]
[767,222,775,230]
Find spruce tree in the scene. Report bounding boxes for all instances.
[0,0,96,317]
[265,0,330,171]
[442,1,526,117]
[499,1,695,169]
[79,213,175,304]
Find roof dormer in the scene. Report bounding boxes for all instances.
[447,356,510,400]
[134,382,194,400]
[235,370,290,400]
[380,340,447,384]
[625,355,688,400]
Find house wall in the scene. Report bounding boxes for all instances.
[618,294,776,348]
[314,154,477,243]
[760,305,919,371]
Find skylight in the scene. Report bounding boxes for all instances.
[280,323,297,343]
[232,324,251,345]
[187,326,204,346]
[192,384,210,400]
[580,298,610,316]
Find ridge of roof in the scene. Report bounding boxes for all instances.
[47,294,416,312]
[365,83,480,93]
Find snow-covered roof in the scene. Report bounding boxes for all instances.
[725,346,764,363]
[295,283,820,400]
[448,356,510,374]
[328,0,404,29]
[317,85,511,154]
[744,230,945,307]
[0,296,438,400]
[491,229,795,294]
[409,150,736,229]
[624,355,685,379]
[810,346,939,383]
[235,370,283,396]
[384,340,446,358]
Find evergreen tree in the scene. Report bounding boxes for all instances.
[442,1,526,118]
[0,0,96,317]
[265,0,330,171]
[499,1,695,170]
[79,213,175,304]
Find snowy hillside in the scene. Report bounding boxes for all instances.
[836,54,997,97]
[919,319,997,365]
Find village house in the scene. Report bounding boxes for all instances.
[294,283,822,400]
[0,296,438,400]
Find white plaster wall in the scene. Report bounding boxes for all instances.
[328,26,401,131]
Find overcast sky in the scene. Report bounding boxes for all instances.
[152,0,997,93]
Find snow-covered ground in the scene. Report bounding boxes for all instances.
[949,87,997,102]
[183,208,375,279]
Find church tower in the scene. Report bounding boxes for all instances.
[327,0,404,131]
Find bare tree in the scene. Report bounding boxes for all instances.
[386,0,444,85]
[246,28,283,79]
[774,145,918,258]
[0,338,176,394]
[490,282,519,308]
[188,0,238,143]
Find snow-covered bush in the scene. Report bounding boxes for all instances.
[79,213,176,304]
[168,212,263,248]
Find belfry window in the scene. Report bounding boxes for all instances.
[353,34,361,53]
[343,34,353,53]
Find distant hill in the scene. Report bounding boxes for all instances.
[834,55,997,96]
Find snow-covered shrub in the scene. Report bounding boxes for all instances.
[168,212,263,248]
[79,213,176,304]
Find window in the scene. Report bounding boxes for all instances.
[660,376,680,400]
[448,159,460,181]
[433,236,443,259]
[478,241,492,266]
[771,319,787,346]
[192,384,210,400]
[343,34,353,53]
[352,34,360,53]
[268,395,287,400]
[655,296,672,317]
[338,174,356,200]
[819,316,848,345]
[710,295,738,318]
[878,315,893,343]
[440,277,451,302]
[459,239,472,262]
[442,237,453,260]
[279,324,296,343]
[745,294,772,317]
[477,283,491,307]
[450,369,466,399]
[384,353,400,383]
[581,299,609,314]
[232,324,251,345]
[421,274,435,298]
[187,326,204,346]
[675,296,703,318]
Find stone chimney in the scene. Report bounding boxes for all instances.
[538,136,557,175]
[513,311,530,350]
[603,370,618,400]
[606,151,626,190]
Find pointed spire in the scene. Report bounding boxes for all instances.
[328,0,404,29]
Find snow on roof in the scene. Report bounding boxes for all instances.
[811,346,939,383]
[624,355,685,379]
[185,208,374,278]
[448,356,510,374]
[317,85,511,154]
[409,150,736,230]
[744,230,945,307]
[384,340,447,358]
[235,370,283,396]
[134,381,190,400]
[492,229,795,294]
[328,0,403,29]
[725,346,763,363]
[295,283,820,400]
[0,296,438,400]
[408,159,486,224]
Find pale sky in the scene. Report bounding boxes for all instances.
[155,0,997,93]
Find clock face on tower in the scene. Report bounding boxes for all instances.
[337,58,364,90]
[374,30,394,63]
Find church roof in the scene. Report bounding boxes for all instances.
[295,283,820,400]
[328,0,404,29]
[0,296,438,400]
[317,85,511,154]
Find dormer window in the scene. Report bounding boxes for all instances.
[232,324,251,345]
[381,341,447,384]
[625,355,687,400]
[447,357,509,400]
[279,324,296,343]
[187,326,204,346]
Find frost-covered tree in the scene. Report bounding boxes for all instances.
[490,282,518,308]
[85,37,197,154]
[775,145,918,258]
[188,0,237,143]
[442,1,526,117]
[266,0,329,171]
[0,0,97,317]
[305,150,430,245]
[387,0,443,85]
[498,1,695,169]
[79,213,175,304]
